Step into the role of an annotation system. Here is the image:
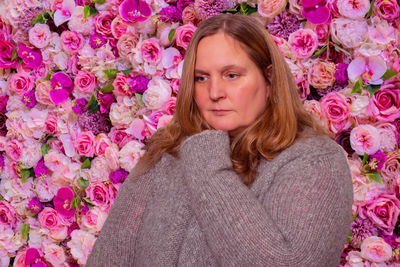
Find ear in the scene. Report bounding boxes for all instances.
[264,64,273,85]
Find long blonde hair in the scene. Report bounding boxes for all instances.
[131,13,330,185]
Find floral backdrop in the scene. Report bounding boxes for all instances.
[0,0,399,265]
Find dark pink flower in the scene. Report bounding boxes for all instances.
[25,247,45,266]
[119,0,152,23]
[0,40,18,69]
[17,42,43,69]
[49,72,73,105]
[301,0,331,25]
[28,198,42,214]
[53,187,76,219]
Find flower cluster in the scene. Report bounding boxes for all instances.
[0,0,399,265]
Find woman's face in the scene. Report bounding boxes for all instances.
[194,32,269,137]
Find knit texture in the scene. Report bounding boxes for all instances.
[86,128,354,266]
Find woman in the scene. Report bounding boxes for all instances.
[86,14,353,266]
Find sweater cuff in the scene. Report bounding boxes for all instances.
[179,130,232,171]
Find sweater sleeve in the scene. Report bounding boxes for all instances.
[179,130,354,266]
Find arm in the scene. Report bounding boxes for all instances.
[179,130,353,266]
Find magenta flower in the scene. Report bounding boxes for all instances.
[0,95,8,113]
[53,186,76,219]
[109,169,129,184]
[119,0,152,23]
[370,151,387,170]
[34,158,48,178]
[25,247,46,267]
[0,40,19,69]
[89,34,106,49]
[50,72,73,105]
[28,198,42,214]
[17,42,43,69]
[21,90,37,108]
[72,98,89,115]
[0,153,4,171]
[301,0,331,25]
[98,92,115,113]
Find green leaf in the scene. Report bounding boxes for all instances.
[103,69,118,79]
[31,13,44,24]
[382,69,398,80]
[70,196,81,209]
[11,46,18,60]
[345,228,352,244]
[85,94,96,109]
[83,197,95,208]
[20,169,31,183]
[222,8,238,13]
[333,43,351,56]
[366,171,384,184]
[89,6,99,16]
[244,5,257,15]
[41,143,51,156]
[101,84,114,93]
[135,93,146,107]
[21,223,29,240]
[366,84,380,96]
[351,77,363,94]
[94,0,106,4]
[312,45,327,58]
[88,98,100,113]
[121,69,132,77]
[168,28,176,43]
[362,152,368,166]
[78,177,90,190]
[84,5,91,18]
[44,72,52,80]
[81,158,91,169]
[365,0,375,19]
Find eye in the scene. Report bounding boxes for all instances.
[227,73,239,79]
[195,76,207,82]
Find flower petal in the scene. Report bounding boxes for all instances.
[302,5,331,25]
[50,89,69,105]
[347,57,366,82]
[367,56,387,82]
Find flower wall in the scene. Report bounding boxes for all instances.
[0,0,399,266]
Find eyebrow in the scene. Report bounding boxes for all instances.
[194,64,246,74]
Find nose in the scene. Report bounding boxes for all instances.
[209,77,226,101]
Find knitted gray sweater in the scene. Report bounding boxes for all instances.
[86,129,354,267]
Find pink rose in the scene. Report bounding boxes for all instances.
[67,230,95,265]
[35,80,54,106]
[44,243,66,267]
[305,23,330,46]
[5,139,22,161]
[111,16,129,39]
[28,24,51,49]
[45,113,58,135]
[320,92,351,133]
[8,71,35,96]
[85,182,116,211]
[360,236,393,263]
[104,145,120,171]
[112,72,132,97]
[175,23,197,50]
[0,40,19,69]
[330,18,368,48]
[182,5,198,25]
[75,131,96,157]
[381,151,400,184]
[108,126,135,148]
[80,206,107,233]
[0,201,17,228]
[140,38,163,65]
[93,11,114,37]
[74,71,97,95]
[60,31,85,53]
[38,207,62,230]
[307,60,336,89]
[142,76,172,110]
[170,78,180,94]
[162,96,176,115]
[257,0,287,18]
[119,140,145,171]
[350,124,381,155]
[44,149,69,172]
[89,156,112,182]
[337,0,370,19]
[368,88,400,122]
[48,225,68,242]
[34,177,58,202]
[117,34,139,58]
[359,193,400,234]
[95,133,112,156]
[288,29,318,59]
[374,0,400,21]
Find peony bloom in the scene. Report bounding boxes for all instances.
[374,0,400,21]
[337,0,370,19]
[67,230,96,265]
[301,0,331,25]
[350,124,381,155]
[119,0,152,23]
[257,0,287,18]
[330,18,368,48]
[347,56,387,85]
[360,236,393,263]
[307,60,336,89]
[288,28,318,59]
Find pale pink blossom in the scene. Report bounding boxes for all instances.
[60,31,85,54]
[67,230,96,265]
[95,133,112,156]
[80,206,107,234]
[93,11,114,37]
[303,100,329,129]
[117,34,139,58]
[45,113,58,135]
[29,24,52,49]
[175,23,197,50]
[157,114,173,129]
[5,139,22,161]
[48,225,68,242]
[142,76,172,110]
[109,102,134,127]
[140,38,162,65]
[20,139,42,169]
[350,124,381,155]
[35,80,54,106]
[111,16,130,39]
[330,18,368,48]
[376,123,397,153]
[104,144,120,171]
[347,56,387,84]
[112,72,132,97]
[307,60,336,89]
[68,6,93,35]
[288,29,318,59]
[44,149,70,172]
[44,243,66,267]
[0,201,17,228]
[74,71,97,95]
[89,156,112,182]
[119,140,145,171]
[257,0,287,18]
[360,236,393,263]
[337,0,370,19]
[34,176,58,202]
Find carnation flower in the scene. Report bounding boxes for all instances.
[28,197,42,214]
[78,112,112,136]
[267,10,302,40]
[194,0,232,21]
[89,34,106,49]
[34,158,49,178]
[128,75,150,94]
[72,98,89,115]
[350,216,380,249]
[158,6,183,22]
[21,90,37,108]
[109,169,129,184]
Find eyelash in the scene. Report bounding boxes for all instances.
[194,73,240,82]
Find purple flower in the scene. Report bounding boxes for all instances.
[28,197,42,214]
[34,158,49,178]
[98,92,115,113]
[334,63,348,85]
[301,0,331,25]
[50,72,73,105]
[72,98,89,115]
[267,10,302,40]
[77,112,112,135]
[89,34,106,49]
[0,153,4,171]
[17,42,43,69]
[53,187,76,219]
[21,90,37,108]
[350,216,380,249]
[177,0,195,11]
[158,6,182,22]
[369,151,387,170]
[128,75,150,94]
[0,96,8,113]
[194,0,233,21]
[119,0,152,23]
[109,169,129,184]
[381,233,399,249]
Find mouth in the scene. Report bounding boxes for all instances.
[211,109,231,115]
